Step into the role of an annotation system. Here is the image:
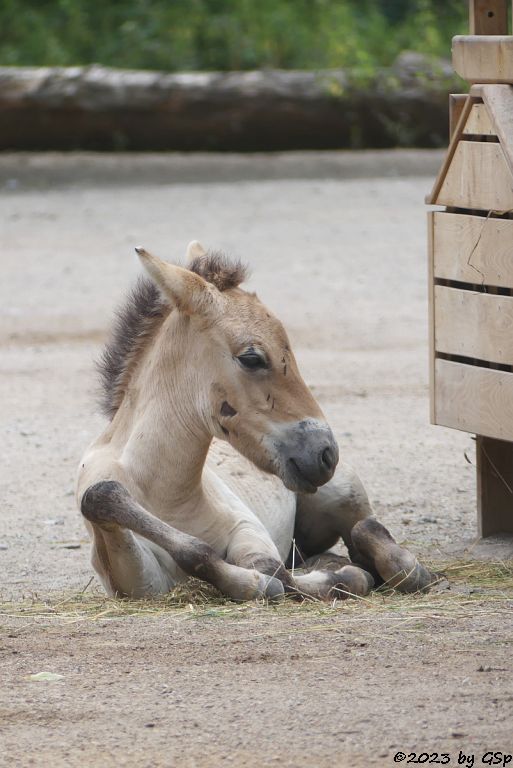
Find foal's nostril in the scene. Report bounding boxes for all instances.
[321,446,336,471]
[220,401,237,417]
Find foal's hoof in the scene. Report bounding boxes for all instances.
[257,574,285,601]
[330,565,374,598]
[351,518,437,593]
[223,567,284,601]
[377,553,436,592]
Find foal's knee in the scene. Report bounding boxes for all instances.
[81,480,129,525]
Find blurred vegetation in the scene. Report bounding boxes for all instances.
[0,0,467,72]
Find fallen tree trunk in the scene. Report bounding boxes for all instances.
[0,54,460,151]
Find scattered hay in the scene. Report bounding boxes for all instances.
[0,559,511,628]
[437,559,513,589]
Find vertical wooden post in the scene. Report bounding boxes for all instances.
[476,436,513,536]
[427,212,436,425]
[469,0,508,34]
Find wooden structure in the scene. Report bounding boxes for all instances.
[427,0,513,537]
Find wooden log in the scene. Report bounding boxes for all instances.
[469,0,508,35]
[453,36,513,83]
[463,102,496,134]
[432,212,513,287]
[434,358,513,440]
[435,285,513,364]
[476,435,513,535]
[0,59,457,151]
[436,140,513,210]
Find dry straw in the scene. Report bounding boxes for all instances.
[0,559,511,627]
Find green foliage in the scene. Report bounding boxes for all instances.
[0,0,467,71]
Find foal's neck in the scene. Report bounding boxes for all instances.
[115,311,212,508]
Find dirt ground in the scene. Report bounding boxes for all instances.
[0,151,512,767]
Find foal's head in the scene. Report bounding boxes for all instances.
[136,243,338,493]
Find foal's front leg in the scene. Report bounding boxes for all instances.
[350,518,438,592]
[295,463,437,592]
[81,481,284,601]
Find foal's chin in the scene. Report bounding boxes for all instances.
[279,466,325,494]
[235,445,321,494]
[271,453,336,495]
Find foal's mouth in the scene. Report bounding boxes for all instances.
[285,458,318,494]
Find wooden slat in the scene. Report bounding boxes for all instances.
[428,212,436,424]
[433,211,513,287]
[436,140,513,210]
[463,102,496,134]
[435,285,513,364]
[434,358,513,440]
[453,36,513,83]
[450,94,469,138]
[469,0,508,35]
[481,84,513,178]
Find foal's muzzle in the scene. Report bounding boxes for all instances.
[275,420,339,493]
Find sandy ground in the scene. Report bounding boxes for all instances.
[0,151,511,767]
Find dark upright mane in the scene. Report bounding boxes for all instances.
[188,250,248,291]
[98,251,248,419]
[98,277,167,419]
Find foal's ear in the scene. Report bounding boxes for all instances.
[185,240,207,262]
[135,247,220,316]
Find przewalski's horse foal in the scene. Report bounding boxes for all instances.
[76,242,435,601]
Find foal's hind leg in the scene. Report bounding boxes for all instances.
[225,520,373,600]
[295,463,437,592]
[81,481,284,600]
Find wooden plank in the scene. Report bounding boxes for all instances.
[434,358,513,440]
[476,435,513,536]
[463,102,496,134]
[453,36,513,83]
[450,94,469,138]
[435,285,513,364]
[481,84,513,179]
[433,211,513,287]
[436,140,513,210]
[469,0,508,34]
[428,212,436,424]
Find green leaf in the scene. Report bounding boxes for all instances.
[28,671,64,682]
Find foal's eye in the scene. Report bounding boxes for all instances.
[237,352,268,371]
